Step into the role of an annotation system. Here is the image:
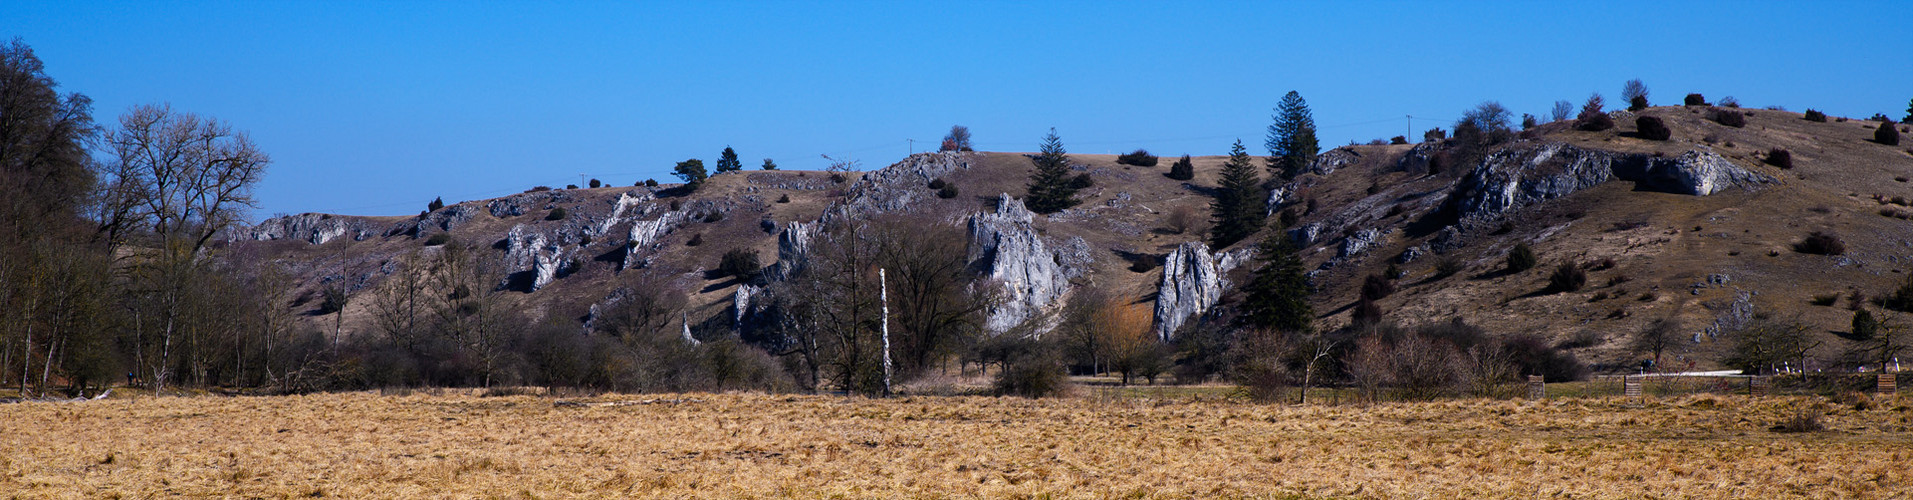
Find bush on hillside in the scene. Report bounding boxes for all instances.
[1390,135,1408,145]
[1766,148,1793,169]
[1116,149,1159,166]
[1712,108,1746,128]
[424,232,452,246]
[1506,243,1538,273]
[589,179,601,188]
[1547,262,1588,293]
[1803,109,1827,122]
[1719,96,1740,108]
[1166,155,1195,181]
[1794,231,1845,255]
[927,178,946,189]
[1635,116,1671,140]
[686,233,703,247]
[937,183,960,199]
[644,179,659,187]
[717,248,761,280]
[1685,93,1707,106]
[545,207,568,221]
[1069,173,1094,189]
[776,193,790,203]
[1628,95,1649,111]
[1877,120,1903,146]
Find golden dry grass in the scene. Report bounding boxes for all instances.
[4,391,1911,498]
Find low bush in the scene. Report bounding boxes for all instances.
[1877,120,1902,145]
[777,194,790,203]
[1434,256,1464,278]
[717,248,761,280]
[1810,293,1840,306]
[1574,110,1614,132]
[1794,231,1845,255]
[1719,96,1740,108]
[566,184,579,190]
[1803,109,1827,122]
[1635,116,1671,140]
[1166,155,1195,181]
[1069,173,1094,189]
[545,207,568,221]
[528,186,552,192]
[1547,262,1587,293]
[686,233,703,247]
[1765,148,1793,169]
[1361,274,1396,300]
[1628,95,1649,111]
[1712,108,1746,128]
[1684,93,1707,106]
[1390,135,1408,145]
[1116,149,1159,166]
[927,178,946,189]
[937,183,959,199]
[424,233,452,246]
[992,338,1067,398]
[1423,127,1447,142]
[1506,243,1537,273]
[589,179,601,188]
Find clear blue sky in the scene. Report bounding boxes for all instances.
[5,1,1908,219]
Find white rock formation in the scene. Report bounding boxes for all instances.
[968,194,1069,334]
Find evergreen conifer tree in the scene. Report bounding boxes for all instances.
[761,158,778,170]
[1209,140,1265,249]
[1024,128,1078,214]
[716,146,742,173]
[1240,225,1313,333]
[428,197,444,212]
[1266,91,1319,180]
[673,158,708,188]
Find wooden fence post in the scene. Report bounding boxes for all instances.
[1527,375,1545,400]
[1880,373,1897,395]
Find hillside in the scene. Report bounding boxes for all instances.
[225,107,1913,374]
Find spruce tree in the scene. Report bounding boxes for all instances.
[1024,128,1078,214]
[715,146,743,173]
[1240,225,1313,333]
[1265,91,1319,180]
[761,158,778,170]
[1209,140,1265,249]
[428,197,444,212]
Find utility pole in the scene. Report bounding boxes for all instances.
[907,138,915,155]
[880,268,893,397]
[1406,115,1413,142]
[578,173,587,188]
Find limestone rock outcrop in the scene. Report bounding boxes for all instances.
[236,213,371,244]
[503,224,572,292]
[1154,241,1225,340]
[968,194,1070,334]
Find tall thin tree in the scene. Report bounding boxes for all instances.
[1024,128,1078,214]
[1266,91,1319,180]
[1209,140,1265,249]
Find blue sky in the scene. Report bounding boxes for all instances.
[5,1,1908,218]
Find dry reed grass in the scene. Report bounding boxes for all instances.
[3,391,1910,498]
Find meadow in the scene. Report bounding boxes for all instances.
[3,389,1910,499]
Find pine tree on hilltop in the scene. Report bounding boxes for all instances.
[1266,91,1319,180]
[1024,128,1079,214]
[673,158,708,188]
[1166,154,1195,181]
[1209,140,1266,249]
[1240,225,1313,333]
[716,146,743,173]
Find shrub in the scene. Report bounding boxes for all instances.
[1384,263,1403,280]
[1506,243,1537,273]
[1883,275,1913,313]
[1390,135,1408,145]
[1165,155,1195,180]
[1794,231,1845,255]
[1877,120,1902,145]
[1852,309,1880,340]
[1765,148,1793,169]
[1547,262,1587,293]
[1803,109,1827,122]
[1719,96,1740,108]
[686,233,703,247]
[1423,127,1447,142]
[1434,256,1464,278]
[1628,95,1649,111]
[992,340,1067,397]
[1712,108,1746,127]
[566,184,578,190]
[1521,113,1538,130]
[1068,173,1094,189]
[927,178,946,189]
[427,197,444,212]
[1810,293,1840,306]
[1771,410,1825,433]
[1500,333,1588,382]
[1361,273,1396,301]
[544,207,568,221]
[424,233,452,246]
[717,248,761,280]
[1574,102,1615,131]
[776,194,790,203]
[1635,116,1671,140]
[528,186,552,192]
[937,183,959,199]
[1684,93,1707,106]
[703,211,724,223]
[588,179,601,188]
[1116,149,1159,166]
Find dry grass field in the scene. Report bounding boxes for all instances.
[5,391,1912,498]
